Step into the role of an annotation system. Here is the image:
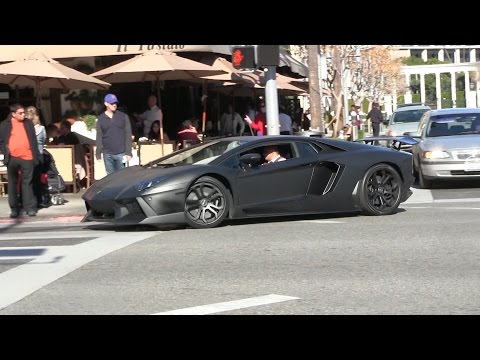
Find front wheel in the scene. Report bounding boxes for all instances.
[358,163,403,215]
[184,176,230,229]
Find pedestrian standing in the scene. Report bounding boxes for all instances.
[95,94,133,175]
[278,105,293,135]
[219,104,244,136]
[367,102,383,137]
[0,103,40,218]
[25,106,47,208]
[138,94,163,138]
[244,102,267,136]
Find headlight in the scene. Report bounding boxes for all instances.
[422,150,450,159]
[136,179,164,192]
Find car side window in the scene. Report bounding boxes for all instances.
[234,143,295,165]
[295,142,320,157]
[219,143,294,169]
[418,112,431,136]
[219,154,242,169]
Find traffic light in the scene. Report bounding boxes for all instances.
[231,46,256,70]
[256,45,279,67]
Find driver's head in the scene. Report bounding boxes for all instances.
[263,146,279,162]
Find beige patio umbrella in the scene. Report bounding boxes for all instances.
[193,55,306,131]
[0,51,111,109]
[209,70,307,96]
[193,56,246,132]
[91,50,226,154]
[242,71,308,92]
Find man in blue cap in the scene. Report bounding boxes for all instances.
[95,93,133,175]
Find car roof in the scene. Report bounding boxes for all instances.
[208,135,379,152]
[393,105,431,113]
[396,102,425,107]
[430,107,480,116]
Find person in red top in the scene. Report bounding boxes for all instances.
[177,119,201,149]
[244,103,267,136]
[0,103,40,218]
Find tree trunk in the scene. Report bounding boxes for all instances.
[332,47,344,137]
[307,45,322,132]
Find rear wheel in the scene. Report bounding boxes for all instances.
[358,164,403,215]
[184,176,230,229]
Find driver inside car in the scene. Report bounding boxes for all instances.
[262,146,286,165]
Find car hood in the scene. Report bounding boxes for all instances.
[422,135,480,150]
[389,122,419,135]
[83,164,204,201]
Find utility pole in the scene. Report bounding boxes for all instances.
[307,45,322,133]
[264,66,279,135]
[342,56,349,130]
[342,57,357,140]
[317,45,325,133]
[231,45,280,135]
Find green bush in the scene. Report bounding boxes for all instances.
[81,114,97,131]
[357,129,365,140]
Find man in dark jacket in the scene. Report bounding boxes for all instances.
[0,103,40,218]
[367,102,384,137]
[95,94,132,175]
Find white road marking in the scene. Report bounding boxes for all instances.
[0,221,98,229]
[299,220,343,224]
[404,188,434,204]
[0,231,112,241]
[0,233,155,310]
[404,188,480,205]
[405,206,480,210]
[152,294,300,315]
[403,206,434,209]
[434,198,480,203]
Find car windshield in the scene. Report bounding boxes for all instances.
[147,139,247,167]
[391,109,429,124]
[426,113,480,137]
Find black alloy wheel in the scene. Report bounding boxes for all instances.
[359,163,403,215]
[184,176,230,229]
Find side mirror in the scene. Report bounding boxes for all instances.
[239,153,262,167]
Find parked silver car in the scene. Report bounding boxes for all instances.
[385,103,431,137]
[411,108,480,188]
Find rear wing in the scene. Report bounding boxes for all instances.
[356,135,419,151]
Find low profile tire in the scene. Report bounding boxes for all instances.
[358,163,403,216]
[184,176,230,229]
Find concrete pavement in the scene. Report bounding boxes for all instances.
[0,190,87,223]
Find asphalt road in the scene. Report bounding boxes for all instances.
[0,182,479,315]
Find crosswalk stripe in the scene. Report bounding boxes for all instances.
[0,232,155,310]
[152,294,300,315]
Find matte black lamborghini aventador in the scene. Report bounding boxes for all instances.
[82,135,416,229]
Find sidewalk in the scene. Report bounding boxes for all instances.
[0,190,87,223]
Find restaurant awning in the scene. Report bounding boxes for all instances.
[0,45,308,77]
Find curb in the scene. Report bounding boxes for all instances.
[0,214,85,223]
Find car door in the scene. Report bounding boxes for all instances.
[233,141,317,215]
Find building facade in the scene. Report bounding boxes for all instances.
[384,45,480,115]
